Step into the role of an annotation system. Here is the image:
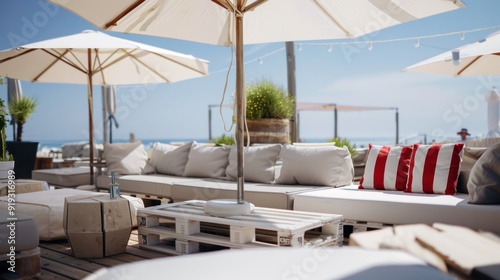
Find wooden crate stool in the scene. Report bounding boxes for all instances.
[63,195,132,258]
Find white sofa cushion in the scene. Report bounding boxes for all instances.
[360,144,413,191]
[183,142,230,178]
[226,144,281,183]
[405,143,463,195]
[104,142,154,175]
[276,144,353,187]
[150,141,193,176]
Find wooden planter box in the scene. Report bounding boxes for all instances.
[245,118,290,144]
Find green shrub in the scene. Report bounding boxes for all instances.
[210,134,235,146]
[246,79,294,120]
[327,137,357,157]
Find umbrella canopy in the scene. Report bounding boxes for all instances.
[404,31,500,76]
[0,29,209,183]
[7,78,22,140]
[51,0,464,212]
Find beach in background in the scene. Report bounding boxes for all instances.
[35,136,400,153]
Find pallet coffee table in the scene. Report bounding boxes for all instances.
[137,200,343,255]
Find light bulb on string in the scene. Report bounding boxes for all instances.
[460,32,465,40]
[414,38,420,48]
[298,44,302,51]
[328,44,333,52]
[368,42,373,51]
[258,58,263,65]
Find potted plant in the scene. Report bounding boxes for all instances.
[0,98,15,179]
[7,95,39,179]
[245,79,294,144]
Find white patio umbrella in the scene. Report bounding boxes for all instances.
[404,31,500,76]
[487,86,500,137]
[103,85,119,143]
[51,0,464,215]
[0,30,209,183]
[404,31,500,137]
[7,78,22,141]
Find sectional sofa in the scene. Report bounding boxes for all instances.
[95,141,500,234]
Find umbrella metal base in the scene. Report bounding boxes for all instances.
[204,199,254,217]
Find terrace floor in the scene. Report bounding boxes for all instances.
[35,230,170,280]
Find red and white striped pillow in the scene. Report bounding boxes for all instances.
[405,143,464,195]
[359,144,413,191]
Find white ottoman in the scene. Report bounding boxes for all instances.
[32,167,91,188]
[0,210,41,278]
[0,189,144,240]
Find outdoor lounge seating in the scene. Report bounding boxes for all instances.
[94,141,500,236]
[32,166,91,188]
[0,188,144,240]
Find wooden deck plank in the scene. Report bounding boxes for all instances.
[39,258,90,280]
[32,229,174,280]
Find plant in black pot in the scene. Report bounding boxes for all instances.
[7,95,39,179]
[0,98,15,180]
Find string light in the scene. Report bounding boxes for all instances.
[297,25,500,48]
[209,25,500,73]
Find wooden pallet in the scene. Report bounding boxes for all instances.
[137,200,343,255]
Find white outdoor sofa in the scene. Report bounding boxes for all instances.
[94,141,500,235]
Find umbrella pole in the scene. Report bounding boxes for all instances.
[204,0,253,217]
[87,50,95,185]
[235,2,245,204]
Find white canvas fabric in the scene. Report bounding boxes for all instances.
[183,143,231,178]
[104,142,154,175]
[150,141,193,176]
[276,145,353,187]
[226,144,281,183]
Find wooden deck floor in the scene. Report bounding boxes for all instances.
[35,230,171,280]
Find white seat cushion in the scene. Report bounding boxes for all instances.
[294,185,500,234]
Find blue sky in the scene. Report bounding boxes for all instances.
[1,0,500,144]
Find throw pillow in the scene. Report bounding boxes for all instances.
[226,144,282,183]
[150,142,193,176]
[456,147,488,194]
[405,143,464,195]
[468,142,500,204]
[276,145,353,187]
[359,144,413,191]
[183,142,231,178]
[103,142,154,175]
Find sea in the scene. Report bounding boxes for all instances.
[34,136,398,152]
